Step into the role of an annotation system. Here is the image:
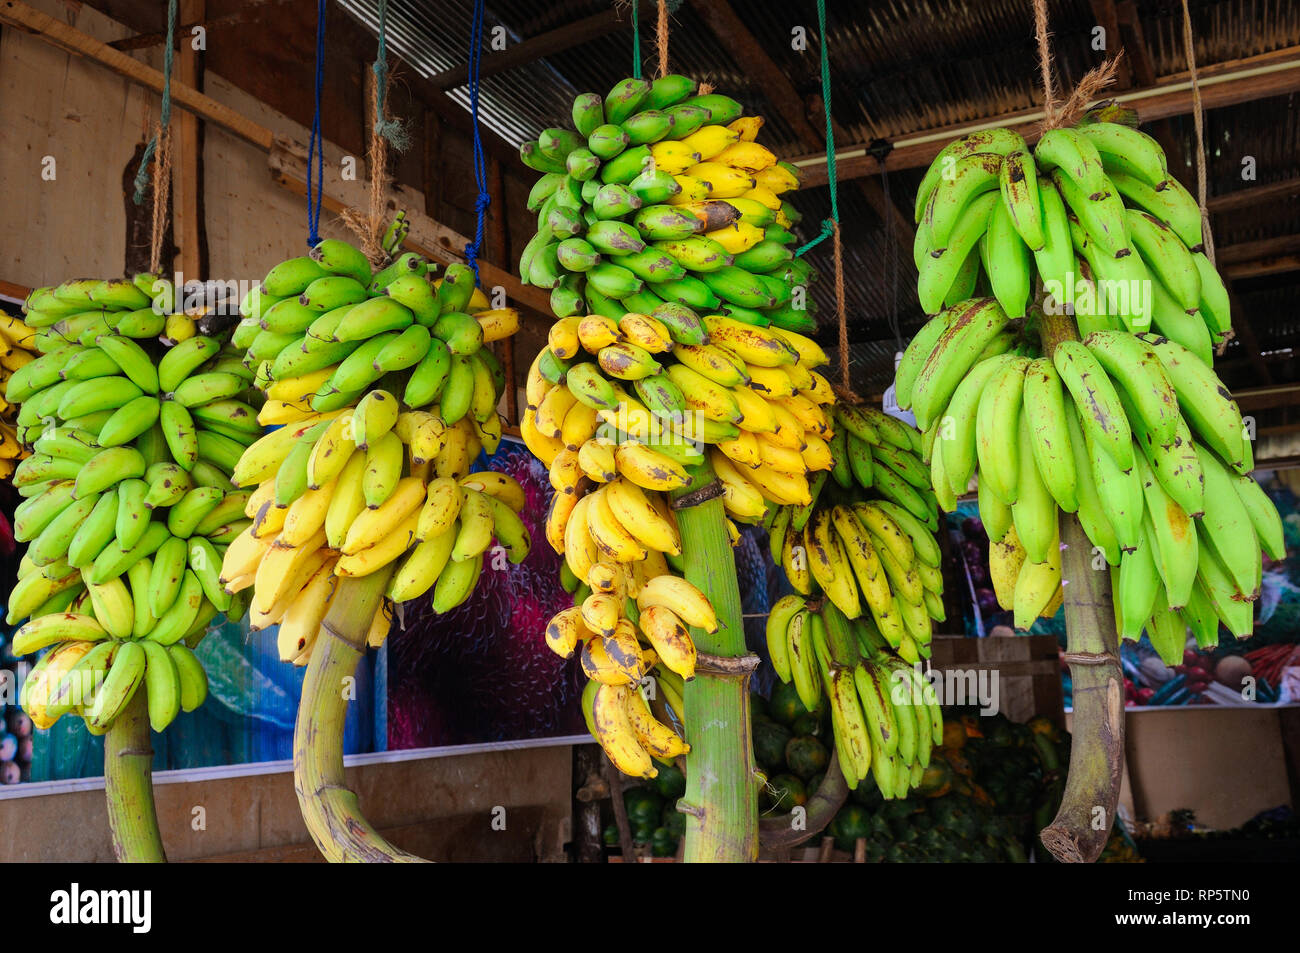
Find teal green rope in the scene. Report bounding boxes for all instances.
[631,1,642,79]
[132,0,178,204]
[372,0,410,150]
[795,0,838,258]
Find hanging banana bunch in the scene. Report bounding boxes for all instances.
[901,104,1283,661]
[10,275,253,735]
[519,75,812,332]
[765,597,943,799]
[517,74,899,778]
[218,236,530,663]
[757,405,946,800]
[768,405,945,665]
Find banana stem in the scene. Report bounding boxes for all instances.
[671,460,759,863]
[104,687,166,863]
[758,751,847,850]
[293,571,428,862]
[1039,513,1126,863]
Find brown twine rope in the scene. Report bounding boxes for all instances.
[1033,0,1057,127]
[1033,0,1121,132]
[698,80,714,95]
[148,122,173,276]
[830,220,858,402]
[341,67,393,266]
[1181,0,1229,355]
[1181,0,1214,266]
[656,0,670,78]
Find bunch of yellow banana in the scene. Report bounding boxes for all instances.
[522,311,837,520]
[914,103,1230,361]
[765,596,943,797]
[520,76,816,336]
[543,490,714,777]
[8,276,255,734]
[236,244,517,428]
[578,663,689,781]
[0,311,39,478]
[217,231,530,664]
[766,406,944,664]
[218,391,530,665]
[899,303,1282,657]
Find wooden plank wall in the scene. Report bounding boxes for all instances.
[0,0,145,284]
[0,0,535,290]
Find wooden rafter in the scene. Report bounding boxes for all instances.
[1208,176,1300,214]
[1224,255,1300,280]
[1217,234,1300,267]
[107,0,297,51]
[428,1,653,90]
[0,0,274,149]
[786,47,1300,185]
[685,0,914,246]
[1088,0,1133,88]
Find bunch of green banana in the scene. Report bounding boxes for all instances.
[236,241,516,446]
[519,76,816,336]
[764,405,944,664]
[218,391,531,665]
[8,277,257,734]
[913,105,1229,362]
[21,271,203,346]
[765,597,942,797]
[898,292,1283,657]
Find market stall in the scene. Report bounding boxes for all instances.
[0,0,1296,875]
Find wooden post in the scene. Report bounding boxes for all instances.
[1037,310,1126,863]
[486,155,517,424]
[104,689,166,863]
[671,461,759,862]
[293,571,428,862]
[422,108,440,221]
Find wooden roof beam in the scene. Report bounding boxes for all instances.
[428,2,653,90]
[787,47,1300,185]
[1223,255,1300,280]
[1088,0,1134,88]
[1217,233,1300,266]
[1208,176,1300,214]
[685,0,914,246]
[107,0,297,51]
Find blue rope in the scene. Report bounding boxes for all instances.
[306,0,327,247]
[372,0,409,149]
[464,0,490,281]
[795,0,839,258]
[132,0,178,204]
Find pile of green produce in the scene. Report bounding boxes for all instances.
[604,761,688,858]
